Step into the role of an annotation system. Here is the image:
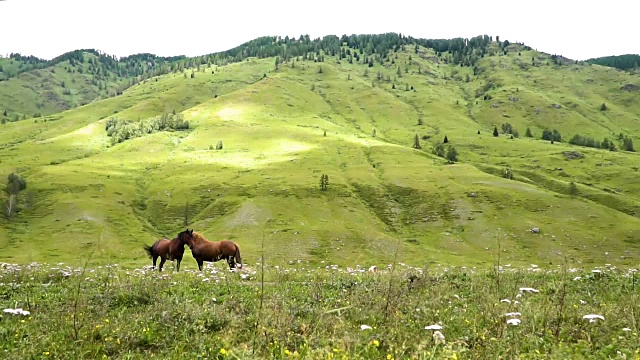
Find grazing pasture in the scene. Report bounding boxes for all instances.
[0,259,638,359]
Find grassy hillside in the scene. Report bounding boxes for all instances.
[0,50,185,121]
[0,35,639,269]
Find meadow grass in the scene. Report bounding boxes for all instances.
[0,256,638,359]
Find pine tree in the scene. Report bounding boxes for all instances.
[320,174,329,191]
[446,145,458,163]
[413,134,421,149]
[493,126,499,137]
[568,181,578,196]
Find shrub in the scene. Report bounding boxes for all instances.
[105,113,189,145]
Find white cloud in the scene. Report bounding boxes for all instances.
[0,0,637,60]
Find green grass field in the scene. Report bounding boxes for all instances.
[0,40,639,270]
[0,261,638,359]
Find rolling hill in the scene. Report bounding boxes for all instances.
[0,33,639,270]
[0,50,186,121]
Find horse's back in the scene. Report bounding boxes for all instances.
[154,238,172,254]
[219,240,238,253]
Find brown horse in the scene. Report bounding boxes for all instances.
[143,236,186,272]
[177,229,242,271]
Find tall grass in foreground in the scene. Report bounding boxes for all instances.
[0,261,638,359]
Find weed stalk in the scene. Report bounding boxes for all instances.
[252,231,266,355]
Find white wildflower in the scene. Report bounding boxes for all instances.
[3,308,30,316]
[433,330,446,345]
[505,312,521,317]
[507,318,521,326]
[583,314,605,323]
[500,299,511,304]
[360,325,372,331]
[622,328,632,332]
[519,287,540,293]
[424,324,443,330]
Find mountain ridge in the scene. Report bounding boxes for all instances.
[2,33,638,121]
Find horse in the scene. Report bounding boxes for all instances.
[143,236,187,272]
[177,229,243,271]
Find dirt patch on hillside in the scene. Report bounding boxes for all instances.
[621,84,640,92]
[226,201,270,228]
[562,151,584,160]
[473,180,544,194]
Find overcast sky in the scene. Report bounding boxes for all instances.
[0,0,637,61]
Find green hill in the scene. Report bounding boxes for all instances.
[0,33,639,269]
[0,50,186,121]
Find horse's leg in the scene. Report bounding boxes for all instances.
[228,257,236,270]
[152,255,158,269]
[159,257,166,272]
[197,259,203,271]
[176,258,181,272]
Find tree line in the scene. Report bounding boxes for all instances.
[586,54,640,71]
[174,32,522,69]
[0,49,186,81]
[105,112,189,145]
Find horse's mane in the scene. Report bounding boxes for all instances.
[191,231,208,243]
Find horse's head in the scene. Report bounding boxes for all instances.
[177,228,195,248]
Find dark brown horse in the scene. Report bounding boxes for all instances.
[143,236,186,272]
[177,229,243,271]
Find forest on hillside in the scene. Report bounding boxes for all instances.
[1,32,637,123]
[3,33,636,83]
[0,50,186,81]
[586,54,640,71]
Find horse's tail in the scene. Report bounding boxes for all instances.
[143,243,155,258]
[234,244,243,269]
